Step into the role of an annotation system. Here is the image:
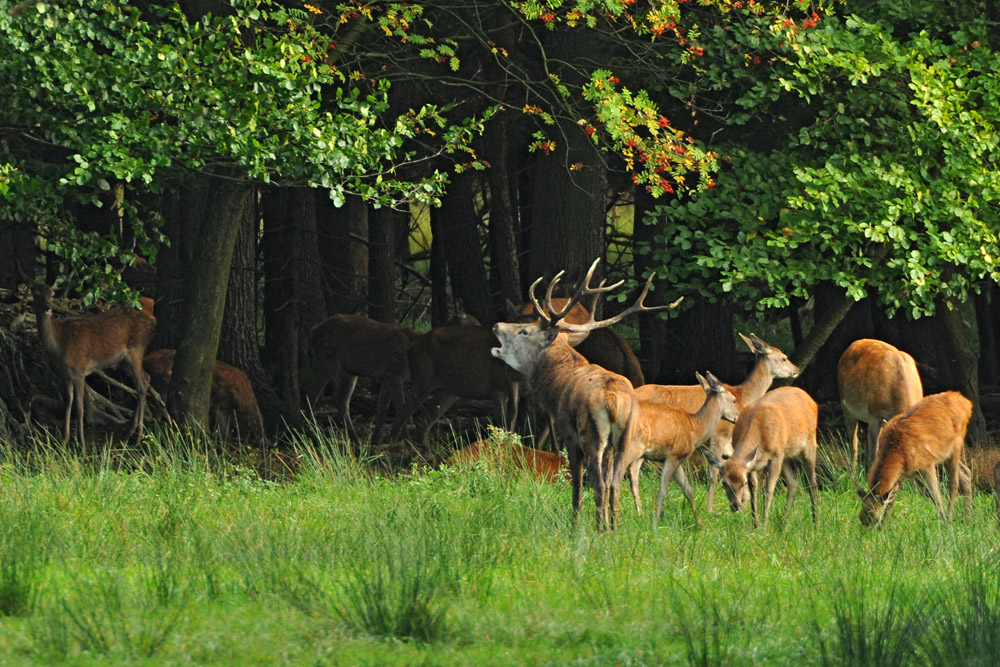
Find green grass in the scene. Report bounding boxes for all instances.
[0,427,996,665]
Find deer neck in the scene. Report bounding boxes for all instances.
[734,354,773,405]
[867,454,903,498]
[33,302,63,357]
[530,336,586,408]
[689,394,724,447]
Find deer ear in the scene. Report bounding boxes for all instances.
[738,332,754,352]
[505,298,520,319]
[544,327,561,344]
[695,372,709,391]
[702,448,725,469]
[856,485,867,499]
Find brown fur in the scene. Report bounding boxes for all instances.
[635,334,798,512]
[307,314,418,442]
[858,391,972,527]
[388,325,518,445]
[143,349,264,442]
[447,439,568,482]
[715,386,819,528]
[838,338,923,469]
[31,283,155,452]
[621,373,738,527]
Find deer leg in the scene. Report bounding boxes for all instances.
[762,455,785,528]
[504,380,519,431]
[388,391,426,441]
[673,461,702,529]
[125,353,147,442]
[782,460,800,524]
[843,412,859,468]
[866,418,883,470]
[946,450,961,521]
[654,456,681,528]
[418,391,459,445]
[586,450,608,531]
[748,470,759,526]
[880,485,900,528]
[628,458,643,516]
[72,376,86,454]
[566,438,584,525]
[608,446,628,531]
[924,465,947,521]
[806,453,819,525]
[335,373,360,442]
[62,377,75,445]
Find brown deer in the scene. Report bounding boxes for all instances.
[388,324,518,445]
[857,391,972,527]
[30,282,155,452]
[446,439,568,482]
[635,333,799,512]
[306,314,418,442]
[622,371,739,528]
[838,338,923,468]
[491,259,681,530]
[705,386,819,528]
[143,349,265,442]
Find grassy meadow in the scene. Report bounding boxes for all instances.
[0,425,998,665]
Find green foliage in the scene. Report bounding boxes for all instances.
[641,5,1000,316]
[0,0,484,298]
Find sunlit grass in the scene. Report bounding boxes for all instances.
[0,428,996,664]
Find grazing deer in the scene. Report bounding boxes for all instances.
[705,386,819,528]
[491,259,680,530]
[635,333,799,512]
[306,314,418,442]
[388,324,518,445]
[857,391,972,527]
[622,372,739,528]
[30,282,155,452]
[143,349,265,442]
[838,338,923,469]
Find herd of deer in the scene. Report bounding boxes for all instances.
[25,260,1000,531]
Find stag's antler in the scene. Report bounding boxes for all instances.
[539,258,682,333]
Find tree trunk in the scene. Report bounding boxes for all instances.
[798,284,872,400]
[429,205,449,327]
[484,119,522,305]
[216,188,280,431]
[153,181,209,351]
[261,187,326,416]
[789,287,855,376]
[166,179,250,427]
[633,185,670,382]
[317,192,368,315]
[368,206,404,323]
[434,170,494,324]
[933,299,986,445]
[975,281,998,386]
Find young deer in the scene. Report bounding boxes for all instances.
[706,386,819,528]
[447,439,568,482]
[622,372,739,528]
[30,283,155,452]
[491,259,680,530]
[143,349,265,442]
[635,333,799,512]
[388,324,518,445]
[857,391,972,527]
[838,338,923,469]
[306,314,418,442]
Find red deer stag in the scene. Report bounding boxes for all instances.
[635,333,799,512]
[838,338,923,468]
[307,314,418,442]
[705,386,819,528]
[622,371,739,528]
[857,391,972,527]
[491,259,680,530]
[30,283,155,452]
[143,349,265,442]
[388,324,518,445]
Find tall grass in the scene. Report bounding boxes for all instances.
[0,427,997,663]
